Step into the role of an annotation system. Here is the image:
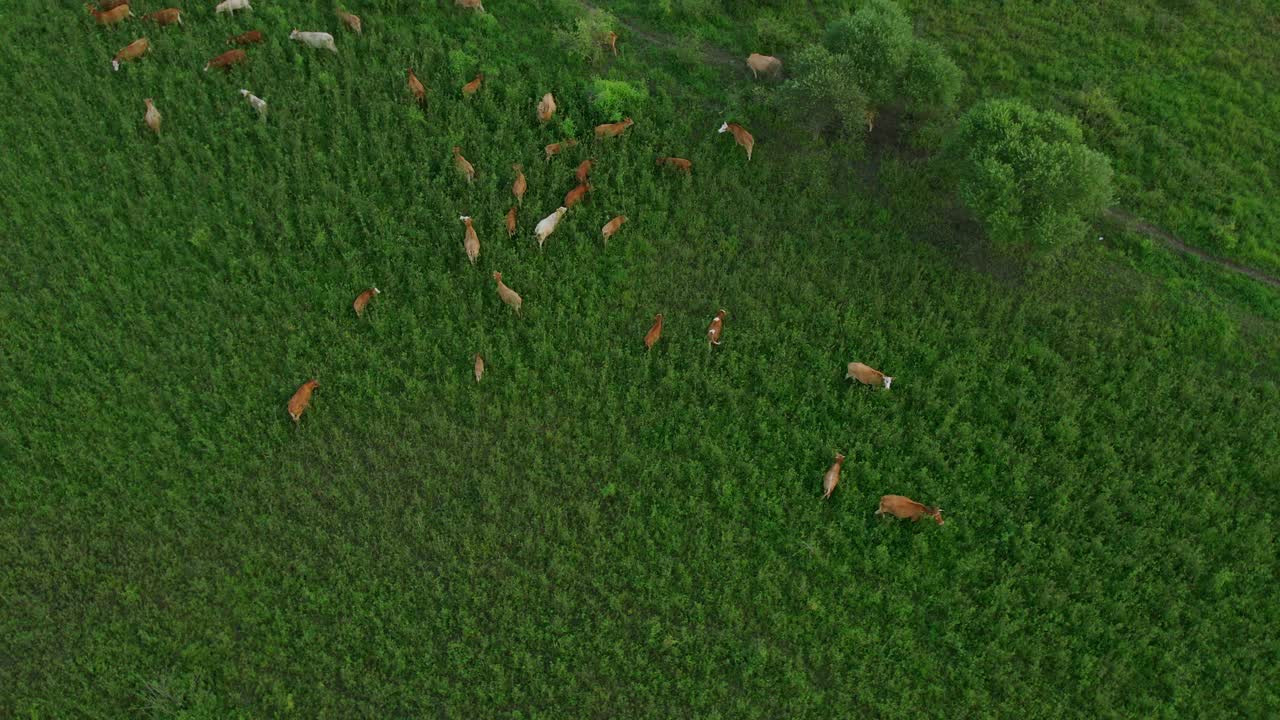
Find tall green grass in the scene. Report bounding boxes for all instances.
[1,1,1277,716]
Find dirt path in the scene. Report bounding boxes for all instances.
[585,1,1280,291]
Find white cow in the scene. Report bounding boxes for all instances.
[239,89,267,116]
[290,30,338,53]
[533,207,567,250]
[215,0,252,16]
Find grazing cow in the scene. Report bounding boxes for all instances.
[505,206,517,238]
[456,0,485,11]
[493,271,522,314]
[474,353,485,383]
[537,93,556,123]
[407,68,426,103]
[353,287,380,316]
[601,215,626,244]
[511,164,526,204]
[460,215,480,265]
[876,495,944,525]
[204,49,247,71]
[595,117,633,139]
[228,30,264,46]
[143,98,161,134]
[564,182,591,209]
[453,147,475,183]
[707,309,727,348]
[545,139,577,159]
[97,0,130,10]
[533,207,567,250]
[142,8,181,26]
[604,31,619,56]
[214,0,251,16]
[575,159,593,183]
[112,37,148,71]
[287,379,319,423]
[846,362,893,390]
[88,3,132,25]
[745,53,782,79]
[718,122,754,161]
[864,109,877,133]
[335,8,361,34]
[461,73,483,96]
[290,30,337,53]
[656,156,691,173]
[645,313,663,350]
[240,88,267,116]
[822,453,846,499]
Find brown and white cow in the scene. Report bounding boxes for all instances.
[88,3,132,25]
[353,287,380,316]
[846,362,893,390]
[707,309,727,348]
[537,93,556,123]
[113,37,149,71]
[718,122,754,161]
[601,215,626,244]
[876,495,944,525]
[493,271,522,314]
[460,215,480,265]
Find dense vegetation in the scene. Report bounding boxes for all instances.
[2,1,1277,717]
[605,0,1280,273]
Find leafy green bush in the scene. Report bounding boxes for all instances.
[591,79,649,121]
[560,7,617,64]
[774,0,961,140]
[945,99,1115,248]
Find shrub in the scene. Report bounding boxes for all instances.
[560,7,616,64]
[946,99,1115,249]
[591,79,649,121]
[824,0,914,108]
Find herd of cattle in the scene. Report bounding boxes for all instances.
[88,1,942,523]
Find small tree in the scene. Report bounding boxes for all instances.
[946,99,1114,249]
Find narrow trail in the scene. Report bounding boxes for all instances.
[584,1,1280,291]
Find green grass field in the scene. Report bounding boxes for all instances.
[2,1,1278,716]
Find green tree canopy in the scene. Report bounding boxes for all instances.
[946,99,1115,248]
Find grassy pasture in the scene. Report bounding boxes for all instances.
[1,1,1278,717]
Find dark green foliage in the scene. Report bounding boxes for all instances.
[946,99,1114,248]
[775,0,960,140]
[0,1,1277,718]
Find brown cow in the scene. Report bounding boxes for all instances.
[822,453,846,499]
[143,98,161,134]
[603,31,619,56]
[537,93,556,123]
[718,122,754,161]
[876,495,944,525]
[88,3,132,26]
[575,158,593,183]
[453,146,475,183]
[707,309,727,348]
[455,0,485,11]
[493,271,522,314]
[545,139,577,159]
[204,49,247,72]
[595,117,633,139]
[656,156,691,173]
[846,362,893,390]
[511,164,526,204]
[474,353,485,383]
[644,313,663,350]
[564,182,591,209]
[461,72,483,97]
[228,30,264,46]
[112,37,148,71]
[287,379,319,423]
[142,8,181,26]
[505,206,518,238]
[353,287,380,316]
[336,8,361,34]
[407,68,426,103]
[601,215,626,244]
[745,53,782,79]
[460,215,480,265]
